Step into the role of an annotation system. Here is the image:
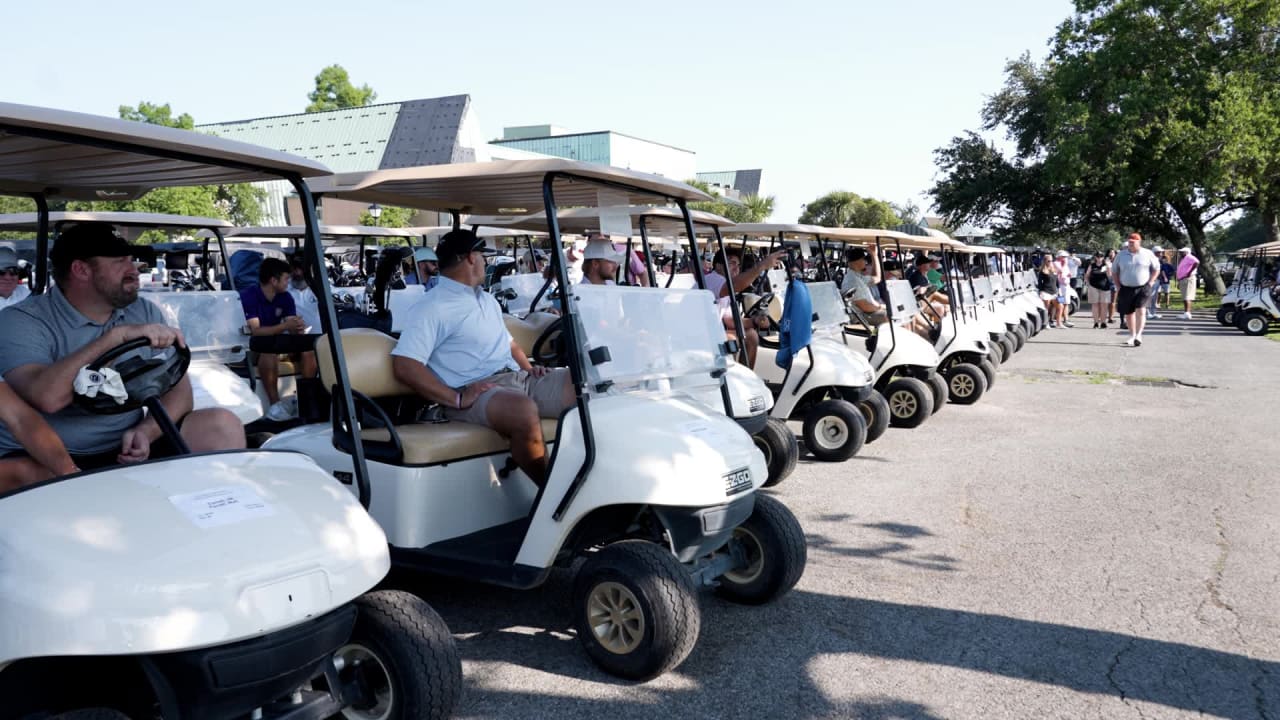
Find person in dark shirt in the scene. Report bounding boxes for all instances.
[1036,260,1061,327]
[239,257,316,419]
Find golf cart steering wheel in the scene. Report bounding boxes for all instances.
[745,292,775,319]
[530,318,566,366]
[75,337,191,415]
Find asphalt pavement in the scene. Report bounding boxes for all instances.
[397,308,1280,719]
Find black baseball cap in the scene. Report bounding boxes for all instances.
[915,252,939,267]
[845,247,870,263]
[434,229,486,265]
[51,222,139,274]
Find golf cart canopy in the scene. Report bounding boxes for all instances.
[963,245,1006,255]
[225,225,421,239]
[416,224,549,241]
[306,159,712,215]
[466,206,732,239]
[0,211,234,234]
[0,102,331,201]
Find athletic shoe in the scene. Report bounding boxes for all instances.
[266,398,297,422]
[1093,322,1099,328]
[1120,320,1128,329]
[1064,322,1075,328]
[1182,312,1193,320]
[1124,337,1136,347]
[1101,322,1108,329]
[1134,337,1143,347]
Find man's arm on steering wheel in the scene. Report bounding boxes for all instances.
[4,323,184,415]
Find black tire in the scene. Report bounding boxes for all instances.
[1010,324,1027,352]
[884,377,934,428]
[716,494,807,605]
[1216,304,1234,326]
[1069,297,1080,316]
[998,334,1016,361]
[754,417,798,487]
[987,336,1006,365]
[801,399,866,462]
[1022,316,1037,337]
[978,358,997,390]
[1240,310,1270,336]
[926,373,947,415]
[857,391,891,444]
[572,540,701,681]
[50,711,131,720]
[944,363,987,405]
[337,590,462,720]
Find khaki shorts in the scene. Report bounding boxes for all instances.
[1178,278,1196,302]
[445,368,572,426]
[1086,286,1112,304]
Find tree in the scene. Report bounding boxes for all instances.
[306,65,376,113]
[892,200,922,226]
[930,2,1280,294]
[797,191,901,228]
[119,101,193,129]
[358,205,415,228]
[686,180,776,223]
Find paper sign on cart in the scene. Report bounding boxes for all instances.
[169,486,276,529]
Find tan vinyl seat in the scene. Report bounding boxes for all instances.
[503,312,559,356]
[316,329,558,466]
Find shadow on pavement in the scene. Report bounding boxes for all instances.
[388,572,1277,718]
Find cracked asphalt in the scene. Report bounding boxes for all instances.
[393,310,1279,719]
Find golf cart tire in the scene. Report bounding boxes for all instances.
[987,338,1005,365]
[926,374,947,415]
[755,417,799,487]
[857,391,891,444]
[1069,298,1080,316]
[978,359,997,390]
[344,590,462,720]
[1241,310,1270,336]
[49,711,131,720]
[945,363,987,405]
[715,494,807,605]
[885,377,934,428]
[1022,317,1036,338]
[801,399,866,462]
[1216,305,1234,326]
[572,540,700,681]
[998,334,1016,362]
[1010,324,1027,352]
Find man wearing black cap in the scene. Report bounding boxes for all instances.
[840,247,889,325]
[392,229,572,488]
[0,223,245,469]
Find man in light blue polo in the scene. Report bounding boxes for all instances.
[391,229,572,488]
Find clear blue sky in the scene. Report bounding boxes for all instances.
[6,0,1071,223]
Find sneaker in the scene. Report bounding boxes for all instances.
[266,398,297,422]
[1182,312,1193,320]
[1120,320,1128,330]
[1150,313,1161,319]
[1064,322,1075,328]
[1101,322,1108,329]
[1093,322,1099,329]
[1124,337,1136,347]
[1135,337,1143,347]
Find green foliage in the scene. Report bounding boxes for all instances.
[1208,212,1268,253]
[359,205,416,228]
[119,101,194,129]
[686,179,775,223]
[797,191,901,228]
[306,65,377,113]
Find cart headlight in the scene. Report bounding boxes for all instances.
[863,369,874,383]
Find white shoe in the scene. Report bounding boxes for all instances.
[1124,337,1137,347]
[1183,312,1193,320]
[266,398,297,421]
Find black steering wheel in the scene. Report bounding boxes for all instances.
[74,337,190,415]
[530,318,566,366]
[744,292,775,319]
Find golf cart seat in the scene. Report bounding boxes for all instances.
[503,312,559,357]
[316,329,558,466]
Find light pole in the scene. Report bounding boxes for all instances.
[368,203,382,227]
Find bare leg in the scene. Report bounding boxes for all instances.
[743,325,759,369]
[300,351,318,378]
[484,391,548,487]
[181,408,247,451]
[256,354,280,404]
[1131,307,1147,338]
[0,457,54,492]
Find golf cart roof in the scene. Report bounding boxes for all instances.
[305,159,712,215]
[0,211,233,232]
[416,224,548,240]
[225,225,422,239]
[466,206,731,238]
[0,102,331,201]
[963,245,1006,255]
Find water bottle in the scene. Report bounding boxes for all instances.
[156,256,168,286]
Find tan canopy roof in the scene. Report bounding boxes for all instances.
[0,102,332,201]
[722,223,955,250]
[0,211,233,232]
[306,159,712,215]
[415,224,547,240]
[962,245,1006,255]
[226,225,422,239]
[466,206,730,237]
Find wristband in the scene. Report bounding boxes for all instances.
[455,391,462,409]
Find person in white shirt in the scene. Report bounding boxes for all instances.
[706,248,786,369]
[0,248,31,310]
[580,238,620,285]
[1111,232,1161,347]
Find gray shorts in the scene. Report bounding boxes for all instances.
[445,368,572,426]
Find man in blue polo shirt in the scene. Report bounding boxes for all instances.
[391,229,573,488]
[239,257,317,420]
[0,223,244,469]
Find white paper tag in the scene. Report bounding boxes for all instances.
[596,189,634,239]
[169,486,276,529]
[679,420,732,448]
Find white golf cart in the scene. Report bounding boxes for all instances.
[266,160,807,681]
[0,102,460,719]
[1228,242,1280,336]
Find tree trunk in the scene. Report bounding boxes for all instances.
[1263,206,1280,246]
[1184,224,1226,295]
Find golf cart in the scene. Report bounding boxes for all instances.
[268,159,807,680]
[1227,242,1280,335]
[0,102,460,719]
[0,211,267,426]
[468,206,798,485]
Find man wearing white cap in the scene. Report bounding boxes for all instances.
[580,237,621,285]
[1175,246,1199,320]
[406,246,439,291]
[0,247,30,310]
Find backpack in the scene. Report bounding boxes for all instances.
[229,250,263,291]
[1087,263,1112,291]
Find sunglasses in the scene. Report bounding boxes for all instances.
[0,268,20,277]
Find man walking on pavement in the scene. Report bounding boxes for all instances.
[1175,246,1200,320]
[1112,233,1161,347]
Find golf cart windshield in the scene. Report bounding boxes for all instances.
[883,279,919,320]
[500,272,554,315]
[144,291,248,363]
[574,285,726,392]
[808,281,850,338]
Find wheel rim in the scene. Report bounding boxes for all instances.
[722,526,765,585]
[812,415,848,450]
[951,374,975,397]
[889,389,917,418]
[335,643,394,720]
[858,402,874,426]
[587,581,645,655]
[752,434,773,465]
[1248,317,1267,333]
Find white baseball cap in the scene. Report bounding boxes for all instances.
[1055,250,1069,258]
[583,238,622,262]
[1152,245,1164,252]
[1179,246,1192,253]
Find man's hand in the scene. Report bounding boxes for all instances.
[118,427,151,464]
[117,323,185,349]
[765,250,787,267]
[458,382,495,409]
[527,365,552,378]
[285,316,306,334]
